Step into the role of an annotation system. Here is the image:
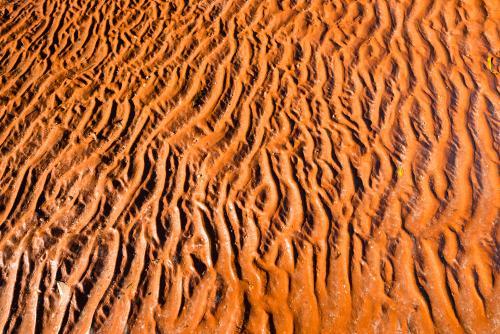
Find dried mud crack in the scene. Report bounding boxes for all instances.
[0,0,499,333]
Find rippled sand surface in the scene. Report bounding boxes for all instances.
[0,0,499,333]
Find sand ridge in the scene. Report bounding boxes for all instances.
[0,0,498,333]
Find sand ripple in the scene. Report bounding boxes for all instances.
[0,0,498,332]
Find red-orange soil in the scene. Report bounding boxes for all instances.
[0,0,499,333]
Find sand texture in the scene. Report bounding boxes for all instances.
[0,0,499,333]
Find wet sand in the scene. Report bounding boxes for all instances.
[0,0,499,333]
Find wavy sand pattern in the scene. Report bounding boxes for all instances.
[0,0,499,333]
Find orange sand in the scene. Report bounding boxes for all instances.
[0,0,499,333]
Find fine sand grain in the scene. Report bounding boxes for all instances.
[0,0,499,333]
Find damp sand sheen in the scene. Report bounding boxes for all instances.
[0,0,498,333]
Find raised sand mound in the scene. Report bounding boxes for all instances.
[0,0,498,333]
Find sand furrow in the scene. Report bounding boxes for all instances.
[0,0,498,333]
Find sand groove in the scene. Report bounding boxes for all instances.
[0,0,498,333]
